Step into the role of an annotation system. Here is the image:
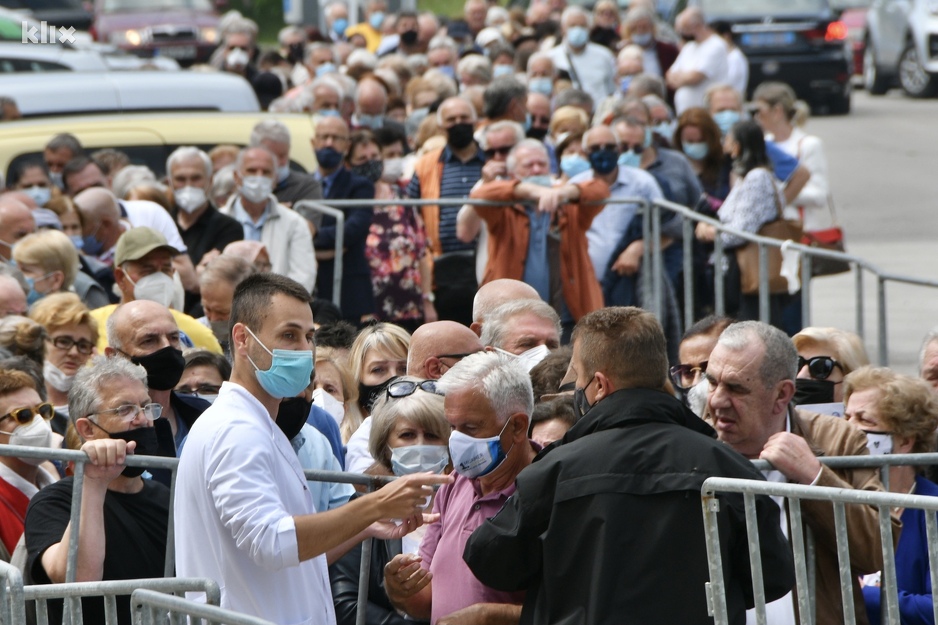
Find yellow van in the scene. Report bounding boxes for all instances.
[0,112,320,181]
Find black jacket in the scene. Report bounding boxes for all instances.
[276,170,324,208]
[464,388,794,625]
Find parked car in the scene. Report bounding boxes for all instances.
[0,40,180,71]
[91,0,219,66]
[0,111,319,180]
[0,0,94,33]
[864,0,938,97]
[685,0,853,114]
[835,0,873,77]
[1,70,259,117]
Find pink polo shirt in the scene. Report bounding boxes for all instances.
[419,469,528,624]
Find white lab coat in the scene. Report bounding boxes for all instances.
[174,382,336,625]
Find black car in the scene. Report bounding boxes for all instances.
[1,0,94,33]
[687,0,853,114]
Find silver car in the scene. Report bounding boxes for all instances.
[864,0,938,96]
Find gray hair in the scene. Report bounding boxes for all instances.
[211,164,237,202]
[561,5,592,28]
[0,263,29,294]
[718,321,798,386]
[428,36,458,57]
[111,165,156,200]
[553,88,594,114]
[310,76,345,101]
[436,351,534,424]
[482,76,527,119]
[480,300,561,351]
[641,94,673,120]
[347,48,378,70]
[278,25,306,46]
[435,95,477,125]
[624,6,656,26]
[45,133,82,156]
[479,120,525,150]
[405,54,429,75]
[223,17,258,40]
[305,42,337,65]
[250,119,292,149]
[235,146,277,172]
[166,146,212,181]
[526,52,555,76]
[105,312,123,351]
[629,73,667,100]
[200,254,254,289]
[457,54,493,84]
[506,138,548,173]
[69,355,148,424]
[920,327,938,373]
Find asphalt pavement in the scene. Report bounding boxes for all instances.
[797,89,938,373]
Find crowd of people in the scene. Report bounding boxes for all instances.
[0,0,937,624]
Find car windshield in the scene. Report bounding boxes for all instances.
[701,0,827,16]
[103,0,213,11]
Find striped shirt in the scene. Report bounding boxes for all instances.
[407,145,485,253]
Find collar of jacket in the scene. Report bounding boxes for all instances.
[563,387,717,445]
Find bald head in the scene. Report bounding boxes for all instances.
[356,78,388,116]
[74,187,120,221]
[106,300,180,357]
[676,7,706,39]
[408,321,483,379]
[2,191,38,211]
[471,279,541,336]
[0,199,36,260]
[0,275,27,317]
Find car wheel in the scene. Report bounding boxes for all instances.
[863,42,889,95]
[898,42,938,98]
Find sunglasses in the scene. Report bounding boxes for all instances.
[798,356,843,381]
[669,362,708,390]
[1,402,54,426]
[387,380,445,399]
[484,146,512,159]
[176,384,221,396]
[622,144,644,154]
[587,143,618,154]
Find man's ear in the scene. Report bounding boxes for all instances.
[425,357,444,380]
[509,412,529,441]
[776,379,796,414]
[231,322,249,358]
[593,370,615,402]
[104,346,118,358]
[48,270,65,292]
[470,322,483,337]
[75,417,95,441]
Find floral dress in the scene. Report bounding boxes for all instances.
[364,182,427,324]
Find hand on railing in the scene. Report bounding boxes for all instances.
[695,222,717,243]
[82,438,136,486]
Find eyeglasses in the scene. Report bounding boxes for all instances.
[89,403,163,423]
[176,384,221,395]
[484,145,513,159]
[587,143,618,154]
[0,402,54,426]
[669,362,708,390]
[798,356,843,381]
[531,115,551,126]
[622,144,644,154]
[387,380,445,399]
[47,335,95,355]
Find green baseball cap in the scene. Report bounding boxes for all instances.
[114,227,180,266]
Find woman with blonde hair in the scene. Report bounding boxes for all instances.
[28,293,98,423]
[12,230,79,304]
[548,106,590,145]
[0,315,45,366]
[792,326,869,405]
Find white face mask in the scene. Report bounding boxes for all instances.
[498,345,551,373]
[381,157,404,183]
[49,171,64,190]
[127,271,176,309]
[225,47,250,69]
[7,416,53,464]
[312,387,345,426]
[686,378,709,418]
[43,360,75,392]
[865,432,893,456]
[173,186,207,214]
[390,444,449,477]
[276,164,291,184]
[240,175,274,204]
[23,185,52,207]
[448,417,512,479]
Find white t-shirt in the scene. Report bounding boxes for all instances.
[547,42,617,109]
[670,33,729,114]
[122,200,188,253]
[726,47,750,98]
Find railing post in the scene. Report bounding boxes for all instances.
[292,201,346,307]
[758,244,770,323]
[855,264,865,340]
[714,236,725,316]
[650,201,664,319]
[641,202,652,310]
[877,276,888,366]
[801,253,812,327]
[683,217,695,330]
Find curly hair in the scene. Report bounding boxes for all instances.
[0,316,46,366]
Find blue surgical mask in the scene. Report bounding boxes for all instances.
[245,326,314,399]
[24,275,52,306]
[617,149,641,169]
[356,113,384,129]
[631,32,653,47]
[653,121,676,142]
[523,175,553,188]
[619,75,633,93]
[317,108,341,118]
[713,110,741,137]
[316,62,337,77]
[566,26,589,48]
[643,127,653,148]
[493,64,514,78]
[332,18,349,37]
[369,11,384,30]
[23,185,51,207]
[49,171,64,190]
[528,77,553,96]
[276,163,291,184]
[524,112,532,132]
[69,234,84,251]
[682,141,709,161]
[560,154,591,178]
[82,233,104,257]
[437,65,456,80]
[448,417,513,479]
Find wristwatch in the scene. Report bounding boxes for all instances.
[421,292,436,303]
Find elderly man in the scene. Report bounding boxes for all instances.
[175,272,449,623]
[410,96,486,325]
[105,299,211,457]
[470,278,540,337]
[351,77,389,130]
[385,351,536,625]
[324,0,349,42]
[525,52,556,97]
[310,76,344,118]
[526,92,551,142]
[25,356,169,625]
[470,139,609,327]
[666,7,729,114]
[706,320,898,625]
[199,255,255,348]
[43,133,83,190]
[479,300,561,359]
[464,307,794,625]
[919,328,938,390]
[0,198,35,261]
[547,7,616,107]
[0,273,28,317]
[219,147,317,293]
[482,77,527,125]
[0,370,57,561]
[308,116,375,324]
[623,6,678,80]
[167,146,244,270]
[250,120,324,209]
[88,227,221,354]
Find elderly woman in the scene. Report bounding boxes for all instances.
[314,347,358,429]
[13,229,109,310]
[843,367,938,625]
[28,293,98,425]
[792,326,870,406]
[329,376,449,625]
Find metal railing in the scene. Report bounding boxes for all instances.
[132,588,276,625]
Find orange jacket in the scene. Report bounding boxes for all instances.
[412,146,446,258]
[470,178,610,321]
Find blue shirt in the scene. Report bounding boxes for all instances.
[522,207,551,301]
[407,145,485,253]
[766,141,799,183]
[319,167,343,199]
[231,197,272,241]
[306,403,346,468]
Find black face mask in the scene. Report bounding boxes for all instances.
[277,398,311,441]
[526,126,548,141]
[287,42,305,64]
[573,376,595,420]
[359,376,398,413]
[793,378,836,406]
[680,32,695,43]
[131,346,185,391]
[446,122,476,150]
[351,159,384,183]
[107,426,160,477]
[401,29,419,46]
[589,149,618,175]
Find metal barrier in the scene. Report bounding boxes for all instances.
[700,477,938,625]
[131,588,275,625]
[293,200,345,309]
[1,561,26,625]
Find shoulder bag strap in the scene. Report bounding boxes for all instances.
[564,46,583,92]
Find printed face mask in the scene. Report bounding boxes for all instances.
[448,417,513,479]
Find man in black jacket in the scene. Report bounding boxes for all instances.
[464,306,794,625]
